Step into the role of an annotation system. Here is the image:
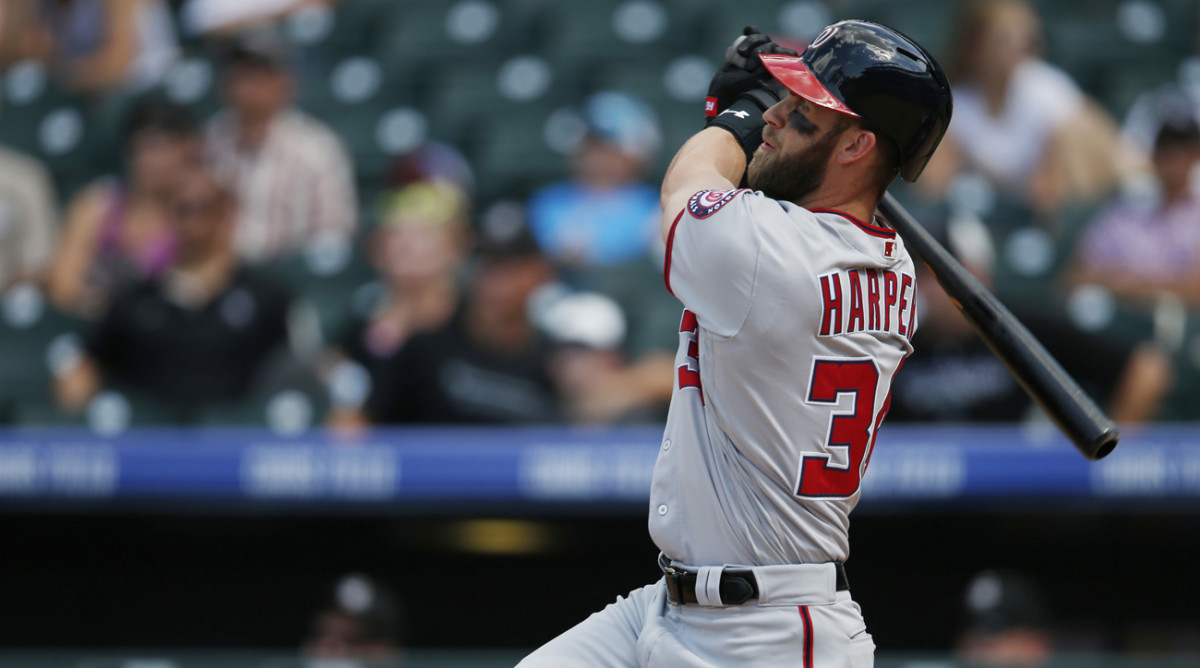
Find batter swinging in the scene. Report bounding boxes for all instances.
[520,19,953,667]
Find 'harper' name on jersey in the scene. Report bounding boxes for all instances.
[818,268,916,340]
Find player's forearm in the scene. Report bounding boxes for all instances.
[660,127,746,240]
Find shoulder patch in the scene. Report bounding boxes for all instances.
[687,189,747,219]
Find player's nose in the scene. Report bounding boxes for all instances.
[762,98,787,128]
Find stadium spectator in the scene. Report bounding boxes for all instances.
[181,0,341,37]
[0,141,58,292]
[28,0,179,94]
[205,26,357,262]
[527,91,680,382]
[1072,93,1200,305]
[888,214,1031,423]
[537,290,672,425]
[1123,6,1200,161]
[363,212,559,424]
[527,91,662,272]
[918,0,1144,216]
[54,167,296,419]
[0,1,44,70]
[888,211,1171,424]
[956,570,1053,668]
[324,180,471,430]
[302,573,406,667]
[46,100,198,318]
[386,139,476,195]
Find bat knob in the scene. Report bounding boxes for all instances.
[1089,427,1120,460]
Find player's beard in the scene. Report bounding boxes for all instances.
[747,125,843,203]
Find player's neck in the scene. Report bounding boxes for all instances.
[794,166,882,222]
[797,192,876,225]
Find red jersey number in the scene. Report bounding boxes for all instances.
[677,310,703,400]
[797,359,880,498]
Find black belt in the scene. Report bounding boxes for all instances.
[659,556,849,605]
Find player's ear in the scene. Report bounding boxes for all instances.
[835,129,877,167]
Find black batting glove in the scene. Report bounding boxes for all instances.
[704,26,798,121]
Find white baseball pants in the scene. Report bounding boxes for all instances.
[517,563,875,667]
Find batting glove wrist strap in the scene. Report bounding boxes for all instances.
[707,85,781,163]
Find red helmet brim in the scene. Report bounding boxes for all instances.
[759,53,860,118]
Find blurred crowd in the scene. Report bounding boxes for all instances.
[2,0,1200,433]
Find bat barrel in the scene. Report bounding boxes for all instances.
[878,192,1120,461]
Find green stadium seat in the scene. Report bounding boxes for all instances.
[0,286,87,425]
[540,0,692,67]
[195,349,331,430]
[324,0,413,56]
[421,57,580,149]
[473,111,570,201]
[255,249,374,345]
[374,0,540,72]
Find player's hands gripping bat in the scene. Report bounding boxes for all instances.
[878,192,1119,460]
[706,27,796,116]
[706,27,796,162]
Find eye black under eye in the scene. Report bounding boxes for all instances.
[787,109,818,135]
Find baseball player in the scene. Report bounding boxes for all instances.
[519,20,952,667]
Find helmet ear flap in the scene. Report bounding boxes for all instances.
[898,113,950,182]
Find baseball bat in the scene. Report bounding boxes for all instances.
[878,191,1119,460]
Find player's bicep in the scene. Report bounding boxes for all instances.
[665,189,761,337]
[661,172,737,242]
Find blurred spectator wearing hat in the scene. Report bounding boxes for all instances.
[527,91,662,271]
[535,289,670,424]
[302,573,406,667]
[956,570,1053,668]
[323,180,471,431]
[526,92,680,411]
[363,207,559,424]
[919,0,1146,217]
[47,99,199,318]
[1123,5,1200,179]
[55,166,298,420]
[1072,92,1200,305]
[204,26,357,262]
[386,140,476,196]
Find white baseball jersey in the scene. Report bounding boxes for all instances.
[650,188,917,567]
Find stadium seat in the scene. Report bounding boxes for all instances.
[324,0,413,57]
[473,111,571,201]
[421,56,580,151]
[373,0,541,73]
[0,75,105,200]
[255,250,374,345]
[541,0,692,67]
[0,285,87,425]
[195,348,331,431]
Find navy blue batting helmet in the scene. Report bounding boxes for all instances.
[760,20,953,182]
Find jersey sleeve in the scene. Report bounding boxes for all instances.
[664,188,763,337]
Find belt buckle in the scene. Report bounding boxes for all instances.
[662,565,683,605]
